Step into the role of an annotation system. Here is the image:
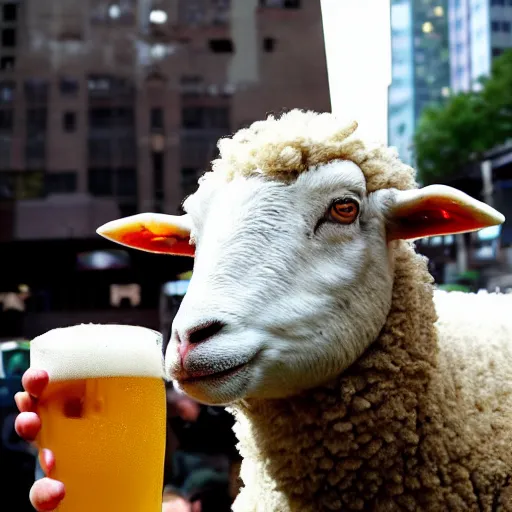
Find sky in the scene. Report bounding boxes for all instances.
[320,0,392,145]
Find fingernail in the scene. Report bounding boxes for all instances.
[49,480,65,494]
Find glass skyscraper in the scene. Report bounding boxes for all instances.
[388,0,451,166]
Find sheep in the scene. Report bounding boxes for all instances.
[97,109,512,511]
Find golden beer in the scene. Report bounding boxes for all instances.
[31,324,166,512]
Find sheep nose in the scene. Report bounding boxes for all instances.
[175,320,226,363]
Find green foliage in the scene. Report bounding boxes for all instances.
[414,50,512,184]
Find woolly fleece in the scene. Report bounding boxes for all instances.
[198,110,512,511]
[231,243,512,511]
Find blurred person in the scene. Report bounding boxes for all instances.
[0,284,30,337]
[162,486,201,512]
[165,382,240,512]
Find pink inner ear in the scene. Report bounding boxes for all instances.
[120,228,195,256]
[390,197,487,241]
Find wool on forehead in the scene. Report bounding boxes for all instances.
[203,109,417,193]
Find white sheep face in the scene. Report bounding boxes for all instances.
[167,161,396,404]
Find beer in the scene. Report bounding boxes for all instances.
[31,324,166,512]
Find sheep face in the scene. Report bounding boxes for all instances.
[97,163,504,406]
[166,160,395,404]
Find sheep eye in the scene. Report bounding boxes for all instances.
[328,198,359,224]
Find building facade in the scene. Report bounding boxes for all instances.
[0,0,330,337]
[388,0,451,165]
[449,0,512,94]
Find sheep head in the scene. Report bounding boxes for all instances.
[97,111,505,405]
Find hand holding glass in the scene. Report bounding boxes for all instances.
[30,324,166,512]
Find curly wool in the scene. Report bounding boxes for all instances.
[230,243,512,511]
[204,109,417,193]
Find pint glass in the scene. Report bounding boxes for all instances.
[31,324,166,512]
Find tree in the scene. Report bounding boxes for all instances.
[414,49,512,184]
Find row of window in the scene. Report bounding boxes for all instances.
[491,0,512,5]
[0,108,76,133]
[1,76,238,107]
[0,165,197,198]
[0,76,135,104]
[0,105,230,133]
[491,20,511,32]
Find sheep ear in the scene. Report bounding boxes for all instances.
[387,185,505,241]
[96,213,195,257]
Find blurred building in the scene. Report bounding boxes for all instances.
[415,143,512,287]
[0,0,330,337]
[388,0,450,164]
[449,0,512,93]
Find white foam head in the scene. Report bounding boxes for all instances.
[30,324,164,381]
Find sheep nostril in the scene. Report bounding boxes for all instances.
[187,320,226,345]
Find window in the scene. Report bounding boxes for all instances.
[2,3,17,22]
[1,28,16,47]
[89,107,134,129]
[209,39,234,53]
[0,56,15,70]
[88,75,111,92]
[150,108,164,130]
[24,79,49,102]
[491,0,504,5]
[492,47,504,57]
[180,75,204,96]
[25,139,45,161]
[26,108,47,135]
[87,75,133,98]
[503,21,511,32]
[63,112,77,132]
[152,152,164,200]
[492,21,500,31]
[88,139,112,165]
[115,168,137,196]
[181,106,230,129]
[88,167,136,197]
[263,37,276,52]
[260,0,300,7]
[88,168,113,195]
[46,172,77,194]
[0,81,15,103]
[0,109,13,131]
[60,77,79,96]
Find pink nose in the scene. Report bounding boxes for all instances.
[174,320,226,365]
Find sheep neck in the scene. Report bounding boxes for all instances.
[231,242,442,511]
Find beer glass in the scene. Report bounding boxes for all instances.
[30,324,166,512]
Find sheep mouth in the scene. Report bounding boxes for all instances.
[178,361,249,385]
